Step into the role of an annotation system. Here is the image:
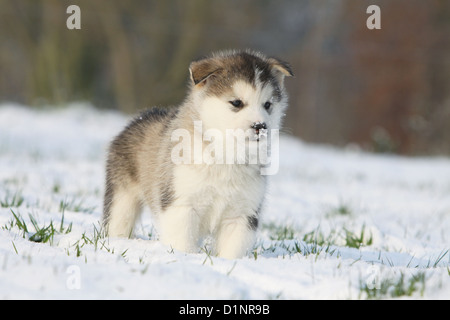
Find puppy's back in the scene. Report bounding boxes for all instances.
[104,107,178,221]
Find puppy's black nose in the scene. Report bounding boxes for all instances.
[251,122,267,131]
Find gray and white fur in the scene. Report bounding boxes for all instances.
[103,50,293,259]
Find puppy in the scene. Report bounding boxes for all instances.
[103,50,293,259]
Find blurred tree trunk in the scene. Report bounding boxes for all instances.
[96,2,136,113]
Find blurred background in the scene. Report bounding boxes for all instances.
[1,0,449,155]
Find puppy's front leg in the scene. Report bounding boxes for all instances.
[158,205,201,253]
[215,214,257,259]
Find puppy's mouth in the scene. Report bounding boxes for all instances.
[251,128,268,142]
[255,127,267,136]
[251,122,268,141]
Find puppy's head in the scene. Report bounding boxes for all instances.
[188,50,293,135]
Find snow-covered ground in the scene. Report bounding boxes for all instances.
[0,103,449,299]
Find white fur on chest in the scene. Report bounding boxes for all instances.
[172,163,265,233]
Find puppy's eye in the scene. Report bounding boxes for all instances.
[264,101,272,110]
[229,99,244,108]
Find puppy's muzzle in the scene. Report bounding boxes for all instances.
[251,122,267,135]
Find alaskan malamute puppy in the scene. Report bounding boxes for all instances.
[103,50,293,259]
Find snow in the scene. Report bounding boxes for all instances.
[0,102,449,299]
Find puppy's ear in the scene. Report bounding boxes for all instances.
[268,57,294,77]
[268,57,294,86]
[189,59,223,86]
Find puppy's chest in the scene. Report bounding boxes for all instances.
[173,164,265,211]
